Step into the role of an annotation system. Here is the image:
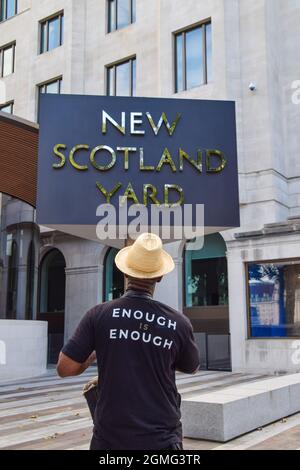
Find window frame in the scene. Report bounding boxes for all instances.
[0,41,16,77]
[0,100,14,113]
[174,19,212,93]
[39,11,64,54]
[106,56,136,96]
[0,0,18,22]
[245,258,300,340]
[37,76,62,121]
[107,0,136,33]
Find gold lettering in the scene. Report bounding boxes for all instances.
[179,149,202,172]
[146,112,181,136]
[156,148,177,172]
[206,150,227,173]
[102,110,126,135]
[143,184,160,206]
[117,147,137,170]
[69,145,89,171]
[96,182,122,203]
[164,184,184,207]
[90,145,116,171]
[120,182,139,206]
[53,144,66,169]
[140,148,154,171]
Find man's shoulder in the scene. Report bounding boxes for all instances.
[152,299,192,327]
[88,298,125,316]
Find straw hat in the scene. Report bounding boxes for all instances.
[115,233,175,279]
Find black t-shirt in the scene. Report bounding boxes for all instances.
[62,290,200,450]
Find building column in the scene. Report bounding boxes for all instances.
[64,265,102,341]
[154,241,184,311]
[16,225,40,320]
[226,248,248,372]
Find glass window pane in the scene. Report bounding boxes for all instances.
[206,23,212,82]
[41,22,47,53]
[132,0,136,22]
[131,58,136,96]
[6,0,16,19]
[1,0,5,21]
[187,257,228,307]
[117,0,130,29]
[248,263,300,338]
[105,248,124,301]
[186,26,203,89]
[60,15,64,44]
[45,80,60,94]
[116,61,130,96]
[108,0,116,32]
[0,103,13,113]
[48,16,60,51]
[175,33,183,92]
[2,46,13,76]
[107,67,114,95]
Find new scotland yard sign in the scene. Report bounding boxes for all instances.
[37,94,239,245]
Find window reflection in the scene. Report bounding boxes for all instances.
[175,34,183,92]
[0,0,17,22]
[248,263,300,338]
[6,0,16,18]
[175,21,212,93]
[0,101,13,113]
[107,58,136,96]
[48,16,60,51]
[104,248,124,301]
[117,0,130,29]
[186,258,228,307]
[186,27,203,89]
[1,43,15,77]
[108,0,136,33]
[206,22,212,83]
[116,61,130,96]
[185,234,228,308]
[40,12,64,54]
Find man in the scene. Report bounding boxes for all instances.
[57,233,200,450]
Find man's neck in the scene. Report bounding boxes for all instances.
[126,279,155,297]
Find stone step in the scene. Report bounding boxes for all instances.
[182,372,300,442]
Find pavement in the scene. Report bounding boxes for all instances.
[1,368,300,450]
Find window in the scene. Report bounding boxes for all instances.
[39,77,62,95]
[38,77,62,121]
[185,234,228,308]
[108,0,136,32]
[107,57,136,96]
[26,241,35,320]
[0,42,15,77]
[175,20,212,93]
[248,261,300,338]
[0,0,18,22]
[104,248,124,301]
[39,249,66,313]
[0,100,13,113]
[6,239,18,319]
[40,12,64,53]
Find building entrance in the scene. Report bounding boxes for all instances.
[38,249,66,363]
[184,234,231,371]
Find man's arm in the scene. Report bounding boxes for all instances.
[56,308,96,378]
[176,364,199,375]
[175,321,200,375]
[57,351,96,378]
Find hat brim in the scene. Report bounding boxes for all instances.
[115,246,175,279]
